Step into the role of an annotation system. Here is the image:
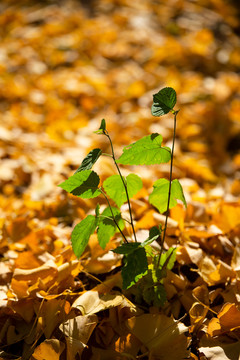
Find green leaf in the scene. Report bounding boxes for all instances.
[117,133,171,165]
[58,170,101,199]
[71,215,98,258]
[143,281,167,307]
[113,242,140,255]
[103,173,142,207]
[149,178,187,213]
[141,226,162,247]
[94,118,106,134]
[121,248,148,289]
[97,207,124,249]
[74,149,102,173]
[151,87,177,117]
[159,247,176,271]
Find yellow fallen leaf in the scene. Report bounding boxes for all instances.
[135,209,158,230]
[72,291,126,315]
[189,285,209,332]
[32,339,65,360]
[34,298,71,338]
[13,260,57,283]
[208,261,235,284]
[218,303,240,331]
[199,341,240,360]
[10,278,30,299]
[208,317,222,337]
[60,314,98,360]
[211,202,240,233]
[127,313,190,360]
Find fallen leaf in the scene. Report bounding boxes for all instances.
[59,314,97,360]
[72,291,127,315]
[127,313,190,359]
[32,339,65,360]
[199,341,240,360]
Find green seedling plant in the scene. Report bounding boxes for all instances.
[59,87,187,306]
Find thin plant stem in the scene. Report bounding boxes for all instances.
[100,214,131,225]
[102,153,113,157]
[100,189,128,243]
[104,131,137,242]
[158,110,179,266]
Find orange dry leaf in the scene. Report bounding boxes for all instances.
[208,303,240,337]
[8,298,35,323]
[231,243,240,279]
[135,209,158,230]
[15,251,42,269]
[177,242,203,266]
[197,256,235,286]
[180,157,218,183]
[11,260,58,298]
[189,285,210,333]
[10,278,30,299]
[114,333,141,357]
[34,298,71,338]
[5,217,31,242]
[59,314,97,360]
[217,303,240,331]
[31,339,65,360]
[211,203,240,233]
[127,313,190,360]
[72,291,129,315]
[13,260,58,283]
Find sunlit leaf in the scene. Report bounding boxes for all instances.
[113,242,140,255]
[149,179,187,213]
[94,119,106,134]
[143,281,167,307]
[32,339,65,360]
[151,87,177,116]
[103,173,142,207]
[127,313,189,359]
[159,247,176,271]
[117,134,171,165]
[141,226,162,247]
[58,170,101,199]
[97,207,124,249]
[71,215,98,258]
[74,149,102,173]
[121,247,148,289]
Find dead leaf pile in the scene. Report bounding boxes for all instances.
[0,0,240,359]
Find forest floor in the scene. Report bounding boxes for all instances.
[0,0,240,359]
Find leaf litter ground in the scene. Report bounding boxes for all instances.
[0,0,240,359]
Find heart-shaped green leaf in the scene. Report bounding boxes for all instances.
[71,215,98,258]
[75,148,102,173]
[149,178,187,213]
[97,207,124,249]
[117,133,171,165]
[103,173,142,207]
[58,170,101,199]
[121,248,148,289]
[151,87,177,116]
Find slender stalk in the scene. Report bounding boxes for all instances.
[104,131,137,242]
[100,189,128,243]
[100,214,131,225]
[102,153,113,157]
[158,110,179,266]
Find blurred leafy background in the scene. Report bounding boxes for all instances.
[0,1,240,359]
